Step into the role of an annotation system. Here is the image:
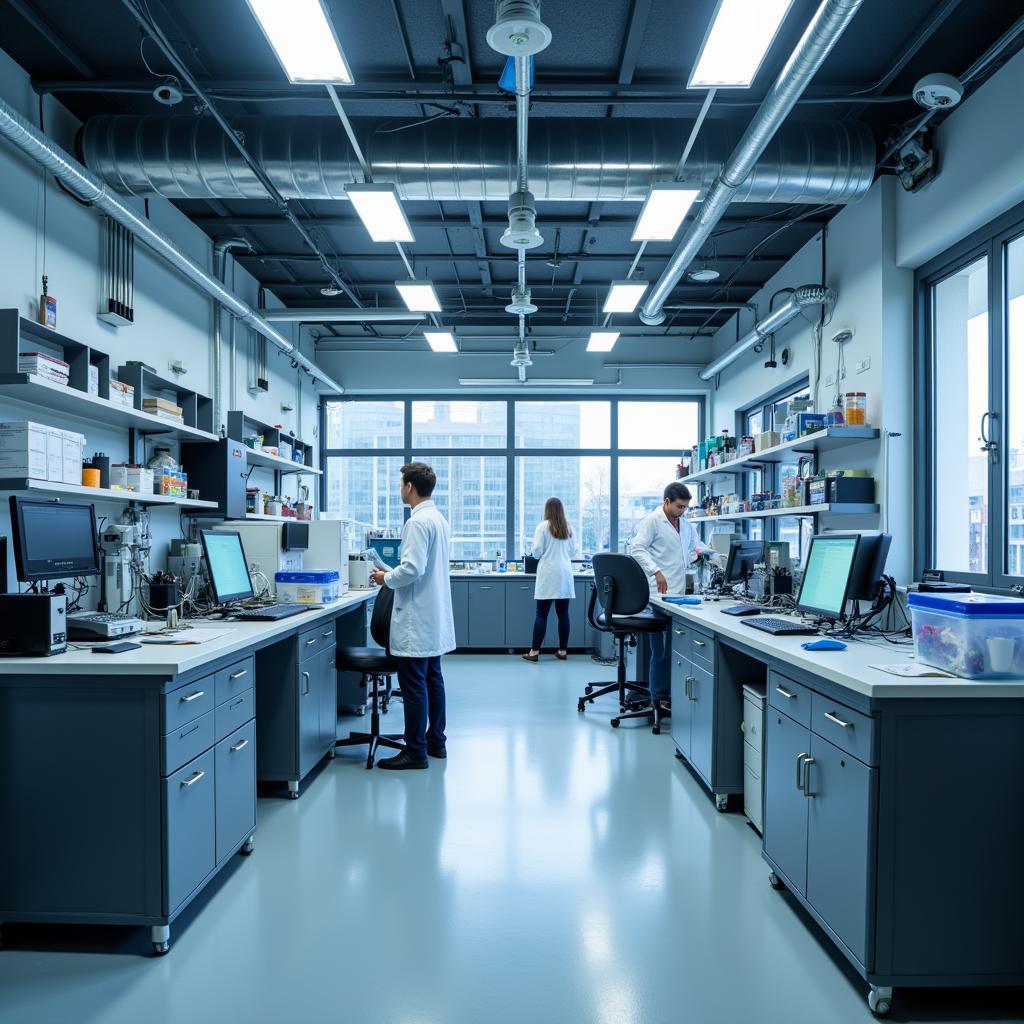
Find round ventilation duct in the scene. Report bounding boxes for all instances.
[487,0,552,57]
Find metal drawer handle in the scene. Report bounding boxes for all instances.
[180,690,205,703]
[230,696,245,709]
[180,770,205,788]
[674,628,685,635]
[823,711,854,729]
[302,671,311,695]
[322,630,334,638]
[694,640,706,648]
[228,669,248,680]
[775,685,796,700]
[479,586,492,590]
[796,752,810,789]
[305,638,318,647]
[686,675,697,700]
[230,738,249,753]
[802,756,815,798]
[180,721,200,739]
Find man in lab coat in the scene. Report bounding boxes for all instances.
[630,482,712,706]
[370,462,456,770]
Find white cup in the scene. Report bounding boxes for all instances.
[985,635,1017,674]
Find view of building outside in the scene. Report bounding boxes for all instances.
[1004,239,1024,579]
[617,456,684,550]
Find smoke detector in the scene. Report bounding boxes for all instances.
[153,78,184,106]
[320,285,342,297]
[913,73,964,110]
[487,0,552,57]
[689,266,720,283]
[506,288,538,315]
[500,189,544,250]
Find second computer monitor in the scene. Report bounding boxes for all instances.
[724,539,764,584]
[796,534,861,620]
[846,532,892,601]
[200,530,255,605]
[9,496,100,583]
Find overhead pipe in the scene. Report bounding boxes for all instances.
[213,238,252,433]
[640,0,864,325]
[0,95,346,395]
[260,308,424,323]
[698,285,834,381]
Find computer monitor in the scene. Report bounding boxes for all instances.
[845,532,892,601]
[724,539,764,584]
[9,496,100,582]
[200,529,255,605]
[796,534,861,620]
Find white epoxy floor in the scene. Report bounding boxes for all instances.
[0,654,1021,1024]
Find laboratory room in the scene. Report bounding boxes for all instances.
[1,1,1024,1022]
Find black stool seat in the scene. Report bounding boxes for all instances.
[597,611,666,632]
[337,647,399,672]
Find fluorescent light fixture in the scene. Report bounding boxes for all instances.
[688,0,796,89]
[424,331,458,353]
[632,184,700,242]
[345,184,415,243]
[395,279,441,312]
[245,0,354,84]
[587,331,620,353]
[459,379,595,386]
[603,280,649,314]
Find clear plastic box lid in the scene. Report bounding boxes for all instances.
[908,592,1024,616]
[274,571,340,583]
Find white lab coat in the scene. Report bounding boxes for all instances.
[531,521,577,600]
[630,507,702,597]
[383,500,456,658]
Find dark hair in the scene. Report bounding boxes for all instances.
[544,496,572,540]
[401,462,437,498]
[663,481,692,503]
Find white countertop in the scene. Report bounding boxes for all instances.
[449,571,593,579]
[651,597,1024,700]
[0,591,374,678]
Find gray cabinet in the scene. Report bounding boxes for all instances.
[689,662,715,786]
[670,649,693,758]
[297,659,323,779]
[467,581,506,647]
[163,749,216,914]
[451,582,469,648]
[505,581,535,649]
[763,708,811,896]
[215,720,256,863]
[318,643,338,750]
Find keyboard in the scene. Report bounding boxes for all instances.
[233,603,313,621]
[742,616,818,637]
[68,610,145,639]
[722,604,763,617]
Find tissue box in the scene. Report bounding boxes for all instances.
[46,426,63,481]
[109,378,135,408]
[111,465,154,494]
[62,431,84,485]
[0,421,48,478]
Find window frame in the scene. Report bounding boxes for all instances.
[915,197,1024,592]
[320,394,706,557]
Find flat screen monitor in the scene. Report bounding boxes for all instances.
[846,532,892,601]
[796,534,861,620]
[724,539,764,584]
[9,496,100,582]
[200,530,255,605]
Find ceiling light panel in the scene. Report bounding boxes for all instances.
[632,184,700,242]
[424,332,458,353]
[587,332,620,353]
[688,0,796,89]
[603,281,649,314]
[245,0,354,84]
[345,184,415,243]
[396,280,441,312]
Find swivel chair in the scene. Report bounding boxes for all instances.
[334,585,405,768]
[577,553,670,734]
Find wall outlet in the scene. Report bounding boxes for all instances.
[825,372,835,387]
[856,357,871,374]
[168,359,187,375]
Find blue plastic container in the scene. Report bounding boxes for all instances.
[274,570,341,604]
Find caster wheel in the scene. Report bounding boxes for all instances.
[868,989,893,1016]
[240,839,255,856]
[356,706,366,716]
[585,685,593,696]
[152,941,170,956]
[577,702,586,713]
[768,871,785,891]
[674,750,683,760]
[366,762,374,770]
[288,791,299,800]
[610,719,621,728]
[326,749,336,759]
[652,725,660,735]
[716,794,729,811]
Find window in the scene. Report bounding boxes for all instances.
[322,397,703,559]
[917,200,1024,589]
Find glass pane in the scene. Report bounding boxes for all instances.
[411,401,506,448]
[746,409,764,436]
[1006,237,1024,578]
[776,516,812,567]
[771,387,811,432]
[325,400,404,450]
[617,456,684,549]
[325,456,406,533]
[514,457,611,558]
[933,256,990,574]
[514,401,610,448]
[618,401,700,450]
[416,455,506,561]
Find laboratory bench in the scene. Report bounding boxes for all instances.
[651,597,1024,1017]
[0,591,374,956]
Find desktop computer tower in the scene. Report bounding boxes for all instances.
[180,438,247,519]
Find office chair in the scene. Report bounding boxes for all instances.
[334,585,405,769]
[577,553,670,734]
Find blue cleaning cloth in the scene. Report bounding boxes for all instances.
[499,56,535,93]
[802,638,847,651]
[664,596,702,606]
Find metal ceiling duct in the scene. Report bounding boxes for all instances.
[0,95,346,395]
[640,0,864,326]
[79,116,875,205]
[698,284,834,381]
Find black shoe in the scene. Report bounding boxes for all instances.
[427,745,447,759]
[378,750,429,770]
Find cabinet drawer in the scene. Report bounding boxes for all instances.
[742,696,764,756]
[163,710,215,776]
[163,676,215,733]
[670,622,692,661]
[811,692,876,766]
[690,631,713,670]
[743,737,762,775]
[215,720,256,862]
[215,656,254,705]
[163,749,216,914]
[216,687,255,742]
[768,670,813,728]
[298,624,328,662]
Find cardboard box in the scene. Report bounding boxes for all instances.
[111,465,154,495]
[45,426,63,481]
[109,378,135,408]
[754,431,781,452]
[88,364,99,396]
[143,397,183,416]
[62,431,84,485]
[0,420,48,478]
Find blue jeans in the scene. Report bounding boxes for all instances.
[646,605,672,702]
[397,656,447,759]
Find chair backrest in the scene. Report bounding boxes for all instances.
[369,584,395,649]
[591,553,650,623]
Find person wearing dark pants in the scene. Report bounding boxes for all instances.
[523,497,576,662]
[371,462,456,769]
[531,599,571,655]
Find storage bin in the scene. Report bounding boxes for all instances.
[908,592,1024,679]
[274,570,341,605]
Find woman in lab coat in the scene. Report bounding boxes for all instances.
[522,497,576,662]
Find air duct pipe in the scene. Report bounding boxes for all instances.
[213,238,252,432]
[698,285,834,381]
[640,0,864,326]
[79,116,875,206]
[0,96,345,395]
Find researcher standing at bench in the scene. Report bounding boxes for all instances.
[371,461,456,770]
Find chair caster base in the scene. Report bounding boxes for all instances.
[610,718,620,728]
[868,986,893,1016]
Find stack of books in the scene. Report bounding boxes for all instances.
[19,351,69,386]
[143,397,184,424]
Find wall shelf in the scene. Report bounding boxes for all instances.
[226,411,316,474]
[116,363,214,434]
[682,427,880,484]
[244,446,322,475]
[690,503,879,524]
[0,478,220,510]
[245,511,307,523]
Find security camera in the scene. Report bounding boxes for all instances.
[153,79,184,107]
